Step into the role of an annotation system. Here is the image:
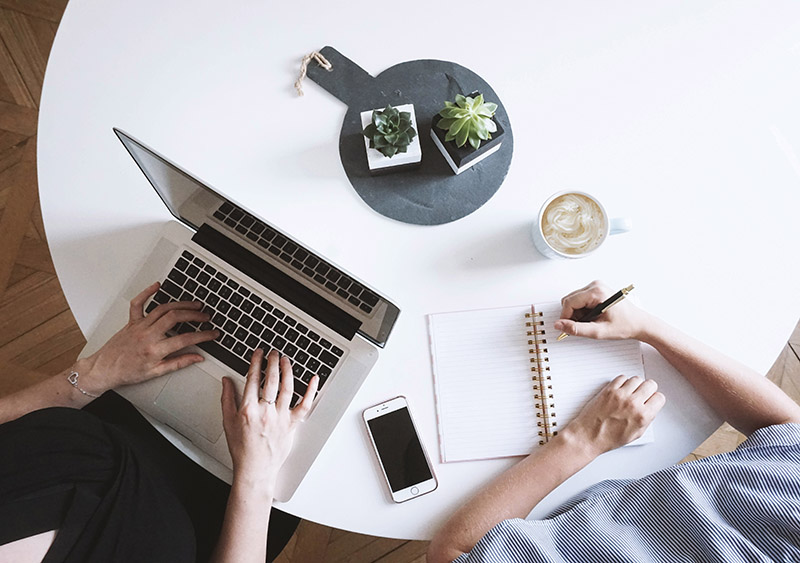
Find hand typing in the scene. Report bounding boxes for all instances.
[80,282,220,395]
[221,349,319,492]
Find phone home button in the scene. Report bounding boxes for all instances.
[410,486,419,495]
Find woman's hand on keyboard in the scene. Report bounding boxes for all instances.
[81,282,221,394]
[221,348,319,495]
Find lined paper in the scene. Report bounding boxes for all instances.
[428,302,650,463]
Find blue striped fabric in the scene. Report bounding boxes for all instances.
[454,423,800,562]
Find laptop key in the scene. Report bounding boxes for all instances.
[252,307,266,321]
[233,342,247,357]
[219,285,232,299]
[246,334,259,348]
[195,286,208,300]
[206,293,220,307]
[175,258,190,271]
[360,304,373,314]
[235,328,248,341]
[285,328,299,342]
[319,338,332,350]
[306,357,321,372]
[153,290,171,304]
[319,350,338,368]
[180,291,194,302]
[285,343,298,357]
[295,349,309,364]
[146,301,159,314]
[185,279,198,293]
[362,292,380,307]
[167,270,187,286]
[218,301,231,314]
[187,265,200,278]
[332,345,344,357]
[273,335,287,350]
[274,321,288,336]
[197,272,211,285]
[294,378,308,396]
[161,280,183,299]
[241,300,254,313]
[181,250,194,260]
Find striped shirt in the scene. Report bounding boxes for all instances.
[454,423,800,562]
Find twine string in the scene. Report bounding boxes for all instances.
[295,51,332,96]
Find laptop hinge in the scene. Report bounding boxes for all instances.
[192,224,361,341]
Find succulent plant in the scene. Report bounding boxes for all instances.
[436,93,498,150]
[363,105,417,158]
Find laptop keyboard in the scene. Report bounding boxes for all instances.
[146,250,344,407]
[211,202,380,315]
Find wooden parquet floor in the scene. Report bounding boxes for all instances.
[1,2,800,562]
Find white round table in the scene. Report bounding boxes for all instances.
[38,0,800,540]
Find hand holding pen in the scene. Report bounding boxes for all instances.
[554,282,643,341]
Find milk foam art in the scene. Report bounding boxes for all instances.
[541,193,606,255]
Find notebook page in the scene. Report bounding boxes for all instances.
[535,302,651,443]
[428,306,540,462]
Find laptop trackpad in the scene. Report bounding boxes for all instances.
[154,369,224,443]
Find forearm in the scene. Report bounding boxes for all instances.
[428,429,597,563]
[640,316,800,435]
[210,478,273,563]
[0,357,103,425]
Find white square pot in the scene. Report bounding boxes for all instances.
[360,103,422,173]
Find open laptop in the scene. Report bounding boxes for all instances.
[81,128,400,501]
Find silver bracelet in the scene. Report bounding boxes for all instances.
[67,371,100,398]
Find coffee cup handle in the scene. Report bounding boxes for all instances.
[610,217,633,235]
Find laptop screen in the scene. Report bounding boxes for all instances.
[113,128,399,347]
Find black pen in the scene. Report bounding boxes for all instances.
[557,284,635,341]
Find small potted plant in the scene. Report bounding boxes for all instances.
[361,104,422,174]
[430,92,505,175]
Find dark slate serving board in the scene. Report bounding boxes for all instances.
[307,46,514,226]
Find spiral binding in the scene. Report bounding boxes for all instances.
[525,309,557,444]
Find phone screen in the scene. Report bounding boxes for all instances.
[367,407,433,492]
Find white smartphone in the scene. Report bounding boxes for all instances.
[363,396,438,503]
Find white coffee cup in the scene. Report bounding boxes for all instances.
[531,190,632,260]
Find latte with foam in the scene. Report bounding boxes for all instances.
[541,193,606,255]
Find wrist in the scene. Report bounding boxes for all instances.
[556,425,605,461]
[67,357,109,397]
[232,468,278,499]
[634,313,670,346]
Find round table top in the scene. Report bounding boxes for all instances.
[38,0,800,540]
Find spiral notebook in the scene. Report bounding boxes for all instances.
[427,302,652,463]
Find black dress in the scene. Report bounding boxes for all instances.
[0,392,298,562]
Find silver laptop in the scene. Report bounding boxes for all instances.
[81,128,400,501]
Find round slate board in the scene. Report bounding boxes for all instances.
[307,47,514,226]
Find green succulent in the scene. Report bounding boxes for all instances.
[436,93,498,150]
[363,105,417,158]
